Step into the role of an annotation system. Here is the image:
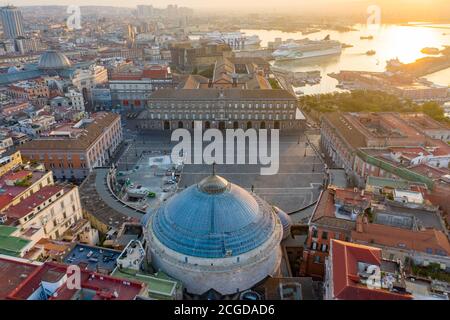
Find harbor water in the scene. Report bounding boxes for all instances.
[241,24,450,94]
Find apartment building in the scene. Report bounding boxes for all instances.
[7,79,50,101]
[109,65,175,109]
[0,257,145,300]
[324,240,413,300]
[0,150,22,177]
[301,184,449,280]
[19,112,123,181]
[0,168,54,212]
[1,184,97,245]
[320,112,430,174]
[301,188,372,279]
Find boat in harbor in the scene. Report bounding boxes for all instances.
[360,35,374,40]
[272,35,342,61]
[366,50,376,56]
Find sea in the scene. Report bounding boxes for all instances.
[241,23,450,95]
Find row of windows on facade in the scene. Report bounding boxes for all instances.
[149,102,296,109]
[110,81,172,89]
[149,113,295,120]
[48,163,87,169]
[22,193,76,223]
[28,135,119,164]
[30,154,86,162]
[89,136,120,163]
[312,229,349,242]
[89,132,120,158]
[46,214,80,236]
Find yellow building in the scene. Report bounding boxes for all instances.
[0,150,22,178]
[1,185,98,246]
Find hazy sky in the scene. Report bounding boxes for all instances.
[2,0,449,17]
[1,0,443,8]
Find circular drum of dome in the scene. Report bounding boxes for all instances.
[147,175,284,295]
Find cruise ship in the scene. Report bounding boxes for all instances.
[201,31,261,48]
[272,36,342,61]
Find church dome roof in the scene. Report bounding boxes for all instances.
[38,50,72,70]
[151,175,278,258]
[273,206,292,240]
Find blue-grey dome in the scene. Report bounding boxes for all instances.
[152,175,277,258]
[7,66,22,73]
[274,206,292,240]
[38,50,72,70]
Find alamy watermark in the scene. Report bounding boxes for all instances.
[66,265,81,290]
[67,5,82,30]
[366,5,381,32]
[171,129,280,176]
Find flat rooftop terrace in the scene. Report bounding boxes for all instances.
[62,244,121,274]
[112,269,178,299]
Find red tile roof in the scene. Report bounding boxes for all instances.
[8,261,145,300]
[0,257,39,299]
[3,186,64,220]
[2,171,31,182]
[0,194,14,211]
[334,188,373,206]
[110,65,170,81]
[330,240,412,300]
[352,220,450,256]
[389,147,430,156]
[408,163,449,179]
[432,145,450,156]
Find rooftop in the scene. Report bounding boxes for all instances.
[366,176,419,190]
[0,226,31,257]
[408,163,449,180]
[399,113,450,131]
[352,216,450,256]
[62,244,121,275]
[0,169,50,210]
[0,255,40,299]
[256,277,318,300]
[309,189,356,231]
[3,185,65,221]
[19,112,120,151]
[38,50,72,70]
[323,112,427,150]
[149,88,297,101]
[112,269,179,300]
[330,240,412,300]
[8,261,144,300]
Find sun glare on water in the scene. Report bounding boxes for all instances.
[379,26,442,63]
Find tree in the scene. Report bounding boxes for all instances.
[421,101,446,122]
